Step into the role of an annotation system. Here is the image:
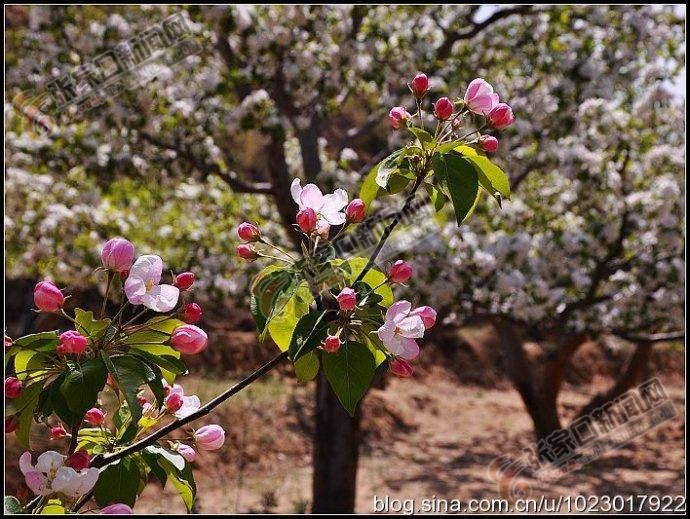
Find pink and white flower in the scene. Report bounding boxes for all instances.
[162,381,201,419]
[377,301,435,360]
[19,451,99,499]
[464,78,500,115]
[291,179,348,226]
[124,255,180,312]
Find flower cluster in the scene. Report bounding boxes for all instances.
[5,238,225,513]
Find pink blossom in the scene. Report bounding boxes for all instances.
[84,408,105,426]
[162,381,202,419]
[100,238,135,273]
[171,325,208,355]
[237,244,258,262]
[377,301,429,360]
[194,424,225,451]
[19,451,99,499]
[345,199,366,223]
[181,302,203,324]
[34,281,65,312]
[58,331,88,356]
[487,103,515,129]
[177,443,197,463]
[100,503,134,514]
[124,255,180,312]
[410,73,429,97]
[389,358,414,378]
[434,97,454,120]
[388,260,413,284]
[175,272,195,291]
[323,335,342,353]
[389,106,411,129]
[237,222,261,242]
[478,134,499,152]
[5,377,22,398]
[410,306,437,329]
[291,179,348,226]
[464,78,500,115]
[336,287,357,311]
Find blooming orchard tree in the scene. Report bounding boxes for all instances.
[6,68,515,512]
[5,4,685,513]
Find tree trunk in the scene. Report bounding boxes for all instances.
[311,370,360,513]
[266,132,303,250]
[574,341,652,420]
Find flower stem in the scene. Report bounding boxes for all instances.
[100,272,114,319]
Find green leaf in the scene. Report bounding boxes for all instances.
[409,127,434,146]
[144,445,186,471]
[266,283,313,352]
[287,310,331,361]
[158,458,196,512]
[323,342,376,416]
[141,450,168,488]
[374,149,403,189]
[38,374,82,426]
[76,428,110,454]
[13,349,52,382]
[101,352,156,424]
[93,457,141,507]
[425,183,448,213]
[126,344,182,384]
[74,309,111,339]
[250,266,299,338]
[13,331,59,350]
[141,316,186,335]
[4,496,24,514]
[294,350,320,381]
[12,381,44,449]
[330,258,394,307]
[124,330,169,345]
[131,350,187,376]
[59,358,107,414]
[463,155,511,203]
[433,153,480,225]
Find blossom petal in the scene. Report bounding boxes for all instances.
[377,319,397,345]
[322,189,348,213]
[24,471,49,495]
[19,451,35,475]
[36,451,66,475]
[175,395,201,419]
[396,315,426,338]
[299,184,325,211]
[320,210,346,225]
[385,300,412,322]
[396,337,420,360]
[124,276,146,305]
[290,178,303,205]
[129,255,163,285]
[141,284,180,312]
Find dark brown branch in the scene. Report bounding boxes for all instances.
[139,132,273,194]
[612,331,684,344]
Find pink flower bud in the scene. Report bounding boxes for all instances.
[5,377,22,399]
[5,415,19,434]
[464,78,500,115]
[433,97,454,120]
[323,335,342,353]
[181,303,203,324]
[478,135,499,153]
[175,272,195,291]
[177,443,196,463]
[410,306,437,329]
[194,424,225,451]
[296,207,318,234]
[487,103,514,129]
[33,281,65,312]
[388,260,413,284]
[137,395,148,406]
[345,199,366,223]
[410,73,429,98]
[50,425,67,440]
[84,407,105,426]
[237,222,261,242]
[336,287,357,311]
[389,107,411,129]
[171,325,208,355]
[66,450,91,471]
[58,331,88,356]
[236,244,258,262]
[164,392,184,413]
[100,238,135,273]
[389,358,414,378]
[100,503,134,514]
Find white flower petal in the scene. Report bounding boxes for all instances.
[321,189,348,213]
[141,284,180,312]
[175,395,201,419]
[300,184,325,211]
[385,300,412,322]
[290,178,303,206]
[124,276,146,305]
[396,315,426,338]
[130,255,163,285]
[35,451,66,475]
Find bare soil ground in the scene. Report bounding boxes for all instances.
[4,308,685,514]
